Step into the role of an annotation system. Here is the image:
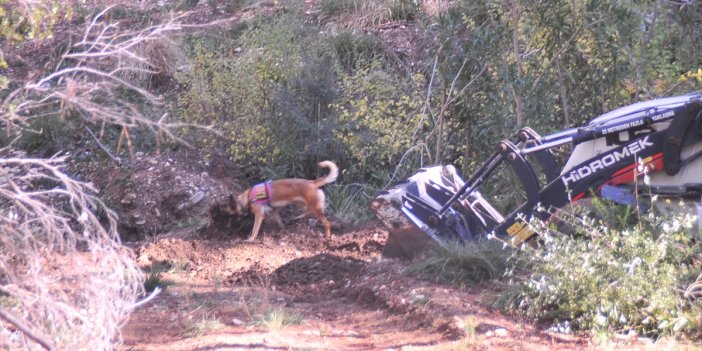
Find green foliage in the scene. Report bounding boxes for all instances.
[325,184,374,225]
[0,0,68,86]
[407,239,512,285]
[176,14,342,178]
[503,203,702,337]
[333,61,427,179]
[0,0,65,43]
[331,30,384,71]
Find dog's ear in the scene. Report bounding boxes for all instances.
[221,193,238,215]
[232,193,247,215]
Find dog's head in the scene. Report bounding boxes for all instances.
[222,192,249,216]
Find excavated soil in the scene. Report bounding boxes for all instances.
[121,218,597,351]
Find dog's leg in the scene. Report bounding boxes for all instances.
[248,204,265,241]
[271,207,285,229]
[290,201,309,221]
[310,205,332,237]
[291,210,309,221]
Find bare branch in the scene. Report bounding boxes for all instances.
[85,126,121,165]
[0,309,55,351]
[131,287,162,310]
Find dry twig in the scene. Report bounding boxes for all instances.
[0,6,212,350]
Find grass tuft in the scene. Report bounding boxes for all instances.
[253,306,304,331]
[406,239,512,285]
[183,314,225,337]
[143,262,174,293]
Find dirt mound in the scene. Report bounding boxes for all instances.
[77,148,244,241]
[270,254,366,296]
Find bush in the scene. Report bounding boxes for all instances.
[503,202,702,337]
[176,14,341,178]
[332,60,428,180]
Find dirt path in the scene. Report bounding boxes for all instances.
[120,222,592,351]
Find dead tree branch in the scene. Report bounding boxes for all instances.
[0,309,55,351]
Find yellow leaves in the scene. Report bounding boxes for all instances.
[679,68,702,83]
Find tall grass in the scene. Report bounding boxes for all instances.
[319,0,421,28]
[326,184,374,225]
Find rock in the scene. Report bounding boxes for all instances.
[121,193,137,204]
[189,191,205,205]
[495,328,508,336]
[231,318,245,326]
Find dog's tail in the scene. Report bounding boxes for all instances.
[313,161,339,187]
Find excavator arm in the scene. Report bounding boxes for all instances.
[371,93,702,257]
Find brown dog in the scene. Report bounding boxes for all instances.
[224,161,338,240]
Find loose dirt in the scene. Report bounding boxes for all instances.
[120,218,595,351]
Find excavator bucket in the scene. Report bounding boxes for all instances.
[370,165,497,259]
[369,195,435,259]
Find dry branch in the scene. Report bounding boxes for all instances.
[1,6,216,147]
[0,6,210,350]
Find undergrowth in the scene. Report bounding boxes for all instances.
[326,184,374,225]
[499,199,702,338]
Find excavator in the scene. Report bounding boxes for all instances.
[371,92,702,258]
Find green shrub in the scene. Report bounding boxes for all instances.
[176,14,342,178]
[332,60,428,180]
[503,204,702,337]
